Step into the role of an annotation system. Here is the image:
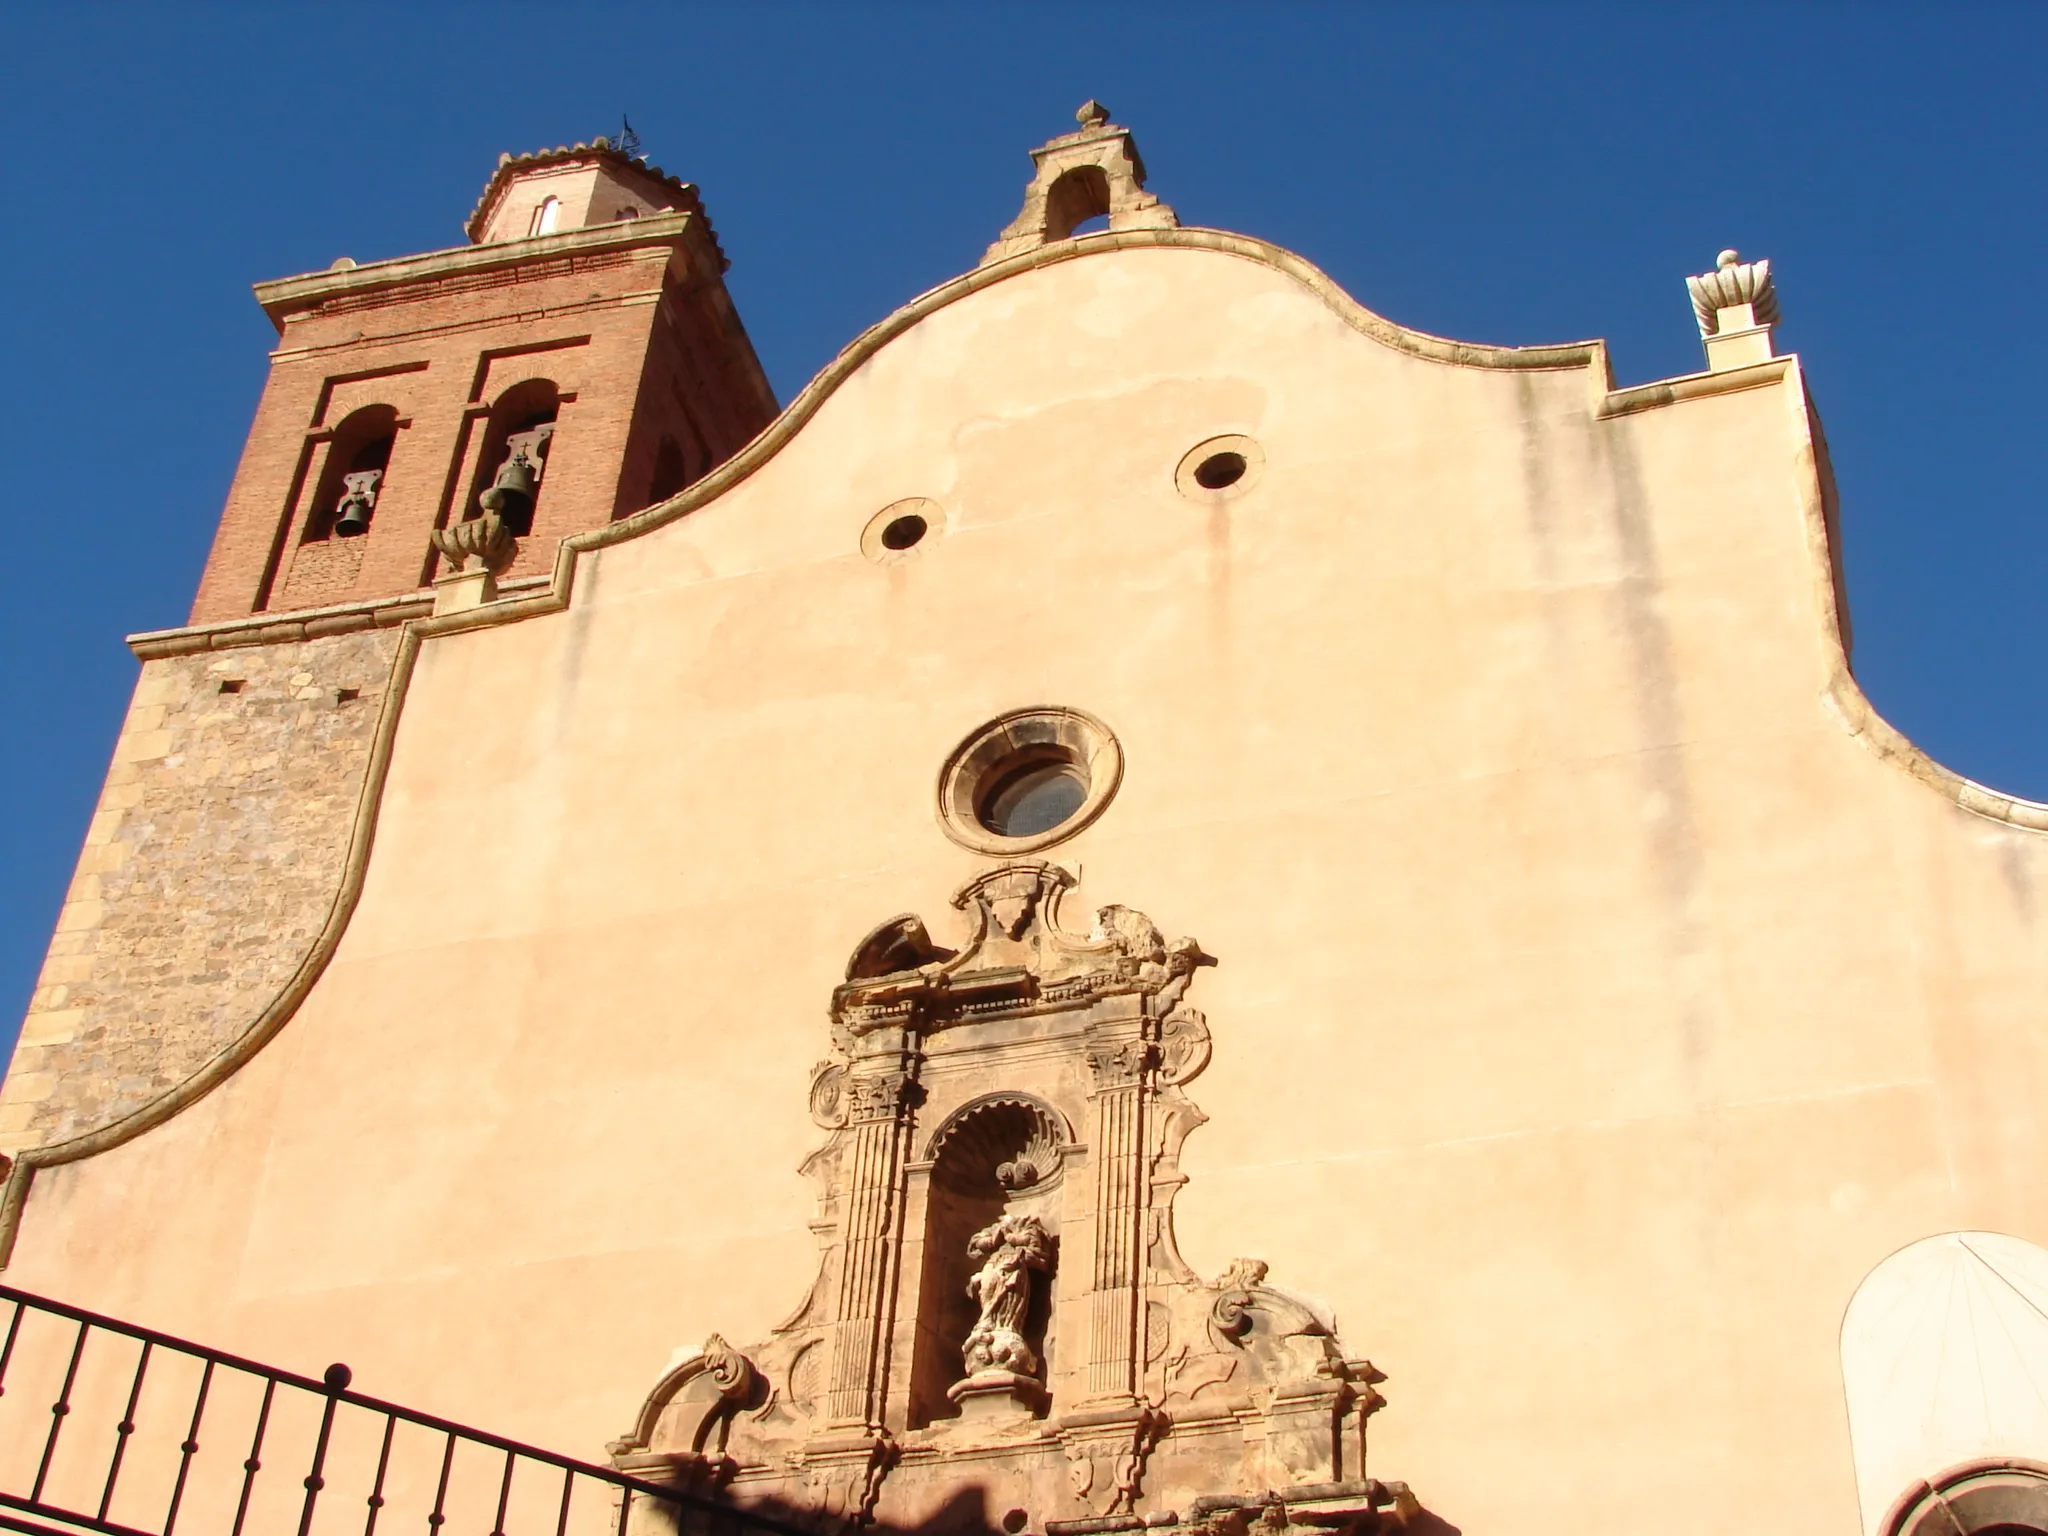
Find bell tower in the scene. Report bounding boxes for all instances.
[187,137,777,625]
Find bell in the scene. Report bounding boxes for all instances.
[333,493,372,537]
[332,469,380,538]
[479,451,538,529]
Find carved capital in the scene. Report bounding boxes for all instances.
[1085,1038,1154,1090]
[845,1072,919,1121]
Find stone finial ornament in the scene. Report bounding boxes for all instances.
[1687,248,1781,371]
[1688,248,1781,336]
[430,512,517,576]
[428,512,518,615]
[981,101,1178,267]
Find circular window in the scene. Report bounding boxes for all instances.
[861,498,944,563]
[1175,434,1265,503]
[937,707,1123,855]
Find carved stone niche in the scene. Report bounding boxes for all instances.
[612,863,1419,1536]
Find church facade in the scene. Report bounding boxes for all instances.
[4,108,2047,1536]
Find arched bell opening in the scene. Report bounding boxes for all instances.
[465,379,559,537]
[304,404,398,541]
[1042,165,1111,243]
[908,1094,1067,1428]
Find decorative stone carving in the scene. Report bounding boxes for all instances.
[927,1095,1067,1194]
[1687,249,1781,373]
[1687,248,1780,336]
[807,1062,849,1129]
[429,511,517,575]
[428,511,519,615]
[1159,1008,1212,1087]
[613,861,1418,1535]
[1209,1257,1268,1344]
[982,103,1178,268]
[961,1214,1053,1377]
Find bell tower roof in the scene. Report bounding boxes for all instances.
[464,138,724,264]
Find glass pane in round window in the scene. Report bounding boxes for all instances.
[981,761,1088,839]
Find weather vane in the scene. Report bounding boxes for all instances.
[615,115,642,158]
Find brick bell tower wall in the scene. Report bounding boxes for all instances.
[189,186,774,627]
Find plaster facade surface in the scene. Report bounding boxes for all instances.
[0,629,400,1148]
[9,225,2048,1536]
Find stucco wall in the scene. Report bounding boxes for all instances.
[9,242,2048,1536]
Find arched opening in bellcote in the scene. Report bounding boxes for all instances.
[908,1093,1069,1429]
[465,379,559,538]
[303,404,398,542]
[1042,165,1112,242]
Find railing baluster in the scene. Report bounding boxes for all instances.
[162,1357,214,1536]
[553,1467,574,1536]
[31,1316,89,1502]
[230,1376,277,1536]
[427,1429,455,1536]
[0,1283,808,1536]
[297,1363,351,1536]
[97,1337,152,1520]
[0,1296,25,1399]
[363,1413,396,1536]
[490,1447,515,1536]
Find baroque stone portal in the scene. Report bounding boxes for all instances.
[611,862,1414,1536]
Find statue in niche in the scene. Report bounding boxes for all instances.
[961,1213,1052,1378]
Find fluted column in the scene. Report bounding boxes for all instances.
[826,1055,920,1430]
[1084,1030,1153,1402]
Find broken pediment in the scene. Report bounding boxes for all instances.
[612,863,1419,1536]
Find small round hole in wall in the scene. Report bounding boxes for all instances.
[862,498,944,563]
[1175,434,1265,503]
[881,512,928,550]
[938,707,1123,855]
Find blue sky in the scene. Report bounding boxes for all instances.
[2,3,2045,1041]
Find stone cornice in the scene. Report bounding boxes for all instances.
[253,210,700,326]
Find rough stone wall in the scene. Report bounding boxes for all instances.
[0,630,401,1153]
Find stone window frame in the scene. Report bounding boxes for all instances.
[935,706,1123,857]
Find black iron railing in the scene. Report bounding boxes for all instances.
[0,1285,797,1536]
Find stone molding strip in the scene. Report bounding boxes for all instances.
[5,225,2041,1266]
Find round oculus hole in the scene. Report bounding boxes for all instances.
[1174,435,1265,502]
[861,497,944,563]
[880,513,928,550]
[979,757,1089,839]
[1193,451,1247,490]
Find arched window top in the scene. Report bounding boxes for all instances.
[529,196,562,237]
[1042,165,1111,244]
[468,379,561,538]
[305,404,400,542]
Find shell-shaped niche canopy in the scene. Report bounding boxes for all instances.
[927,1093,1069,1195]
